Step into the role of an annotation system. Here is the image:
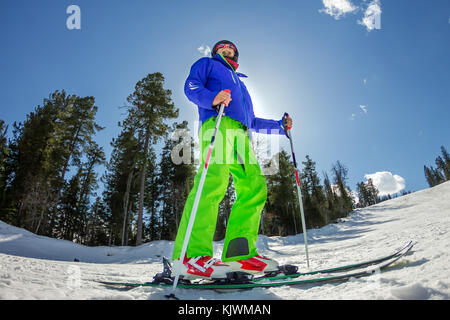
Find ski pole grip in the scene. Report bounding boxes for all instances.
[223,89,231,106]
[282,112,291,137]
[220,89,231,110]
[283,113,292,130]
[213,89,231,113]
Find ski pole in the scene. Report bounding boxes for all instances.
[168,89,231,298]
[282,112,310,268]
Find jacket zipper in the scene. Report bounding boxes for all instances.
[219,54,249,128]
[236,76,248,128]
[229,70,236,84]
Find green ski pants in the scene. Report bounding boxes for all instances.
[172,116,267,262]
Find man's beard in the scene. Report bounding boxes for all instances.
[221,50,234,58]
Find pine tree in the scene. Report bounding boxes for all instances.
[157,121,195,241]
[437,146,450,181]
[356,178,379,208]
[102,129,141,246]
[424,166,436,187]
[156,141,174,240]
[0,120,13,222]
[4,91,103,237]
[300,155,326,228]
[215,175,235,241]
[52,93,104,206]
[330,161,354,219]
[322,172,335,223]
[366,178,380,205]
[50,128,104,242]
[7,94,63,234]
[74,142,105,243]
[58,170,83,241]
[424,146,450,187]
[265,150,298,236]
[0,120,7,170]
[124,73,179,245]
[143,146,161,241]
[85,197,110,246]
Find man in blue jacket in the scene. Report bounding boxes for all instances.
[172,40,293,280]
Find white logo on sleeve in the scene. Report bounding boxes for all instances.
[188,82,199,90]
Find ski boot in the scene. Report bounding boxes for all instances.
[227,255,280,275]
[173,255,233,280]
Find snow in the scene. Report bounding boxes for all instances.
[1,181,450,300]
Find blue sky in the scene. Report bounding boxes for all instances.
[0,0,449,196]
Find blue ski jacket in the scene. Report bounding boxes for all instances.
[184,53,285,135]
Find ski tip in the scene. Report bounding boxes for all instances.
[406,240,416,250]
[165,293,180,300]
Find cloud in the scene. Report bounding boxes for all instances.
[321,0,382,32]
[358,0,382,31]
[350,105,367,120]
[320,0,357,20]
[363,78,367,85]
[197,45,211,57]
[364,171,406,196]
[359,105,368,114]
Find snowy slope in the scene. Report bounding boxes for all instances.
[1,181,449,300]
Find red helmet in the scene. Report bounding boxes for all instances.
[212,40,239,63]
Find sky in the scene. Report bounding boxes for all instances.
[0,0,449,197]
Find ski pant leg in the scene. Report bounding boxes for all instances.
[222,127,268,262]
[172,117,232,260]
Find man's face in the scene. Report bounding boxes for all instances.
[216,44,235,59]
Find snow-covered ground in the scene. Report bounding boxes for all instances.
[1,181,449,300]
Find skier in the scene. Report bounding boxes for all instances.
[172,40,293,280]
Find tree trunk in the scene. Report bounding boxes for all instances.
[122,169,134,246]
[56,126,81,203]
[136,129,150,245]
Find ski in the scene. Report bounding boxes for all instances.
[253,240,414,282]
[97,241,414,290]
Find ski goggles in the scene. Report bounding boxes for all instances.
[215,43,236,51]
